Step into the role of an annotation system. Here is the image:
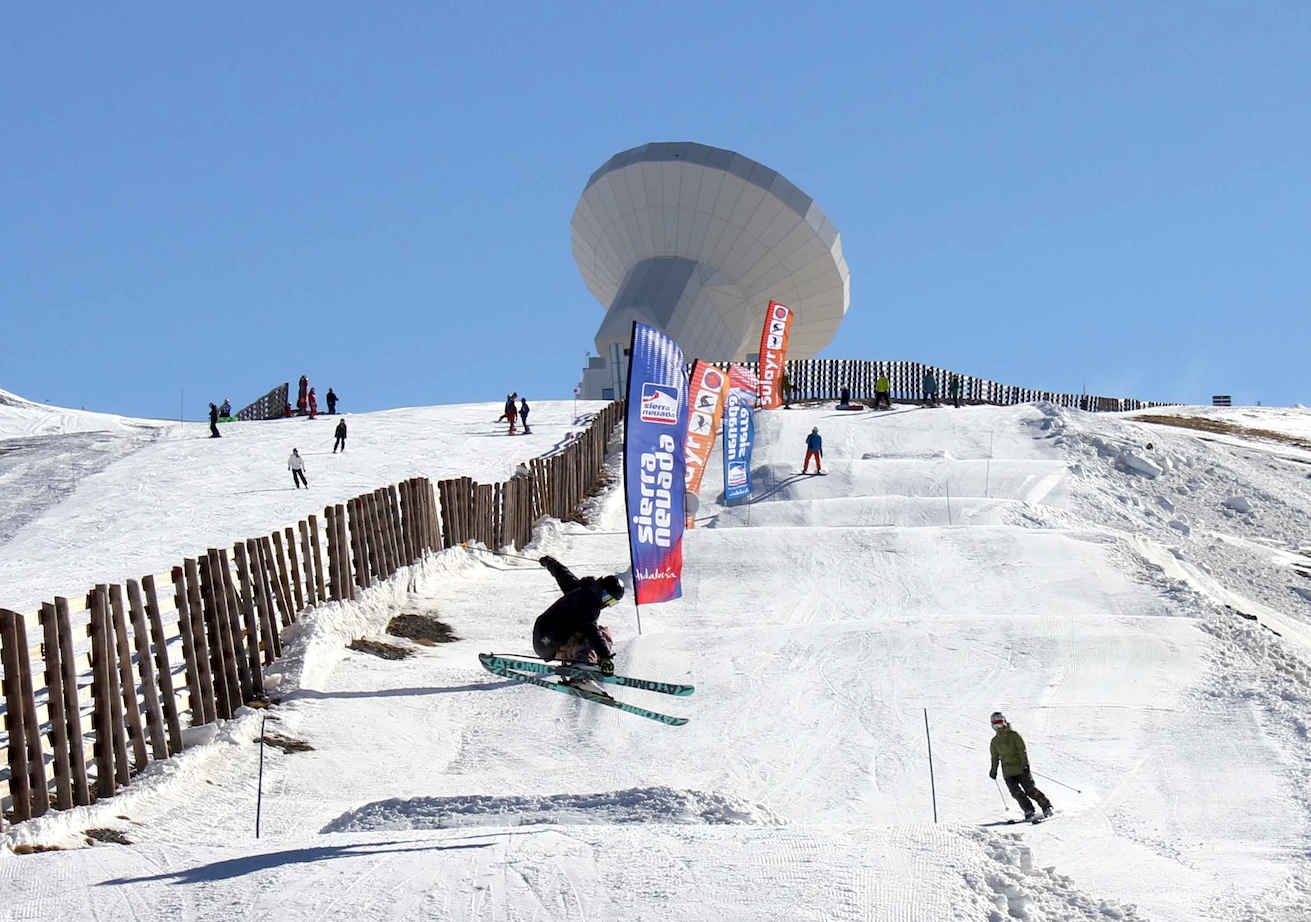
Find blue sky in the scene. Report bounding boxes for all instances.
[4,2,1307,418]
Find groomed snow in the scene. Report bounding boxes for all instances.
[2,395,1310,921]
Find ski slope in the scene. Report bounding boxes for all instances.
[2,393,1310,921]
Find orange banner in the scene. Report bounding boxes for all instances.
[756,300,793,409]
[683,361,728,525]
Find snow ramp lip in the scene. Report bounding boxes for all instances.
[321,786,784,833]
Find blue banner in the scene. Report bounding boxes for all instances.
[623,322,688,605]
[722,388,755,502]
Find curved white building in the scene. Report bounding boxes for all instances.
[572,142,850,399]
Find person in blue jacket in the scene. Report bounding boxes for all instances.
[803,427,823,474]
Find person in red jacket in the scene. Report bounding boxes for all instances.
[308,387,318,419]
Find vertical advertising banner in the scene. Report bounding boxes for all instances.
[683,360,728,526]
[623,323,688,605]
[756,300,794,410]
[723,364,756,502]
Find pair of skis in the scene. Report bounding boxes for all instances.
[478,653,693,726]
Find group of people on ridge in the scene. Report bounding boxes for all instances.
[294,376,339,419]
[498,393,531,435]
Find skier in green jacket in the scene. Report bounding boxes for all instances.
[988,712,1054,820]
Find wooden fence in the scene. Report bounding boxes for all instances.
[0,402,624,824]
[236,382,290,422]
[750,359,1174,412]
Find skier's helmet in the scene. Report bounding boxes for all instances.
[990,712,1008,730]
[812,427,819,434]
[599,575,625,607]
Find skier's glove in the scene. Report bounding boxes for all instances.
[989,771,997,780]
[1023,764,1030,774]
[599,658,615,677]
[539,555,558,569]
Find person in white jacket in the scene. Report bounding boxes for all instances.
[288,448,308,489]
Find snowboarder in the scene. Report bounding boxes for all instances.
[875,374,891,409]
[922,371,938,407]
[839,385,851,409]
[949,375,962,409]
[518,396,532,434]
[988,712,1054,821]
[333,418,347,453]
[326,388,338,414]
[297,375,309,413]
[219,398,232,418]
[288,448,309,489]
[208,403,222,438]
[532,556,623,685]
[803,427,823,474]
[308,387,318,419]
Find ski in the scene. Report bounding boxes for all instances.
[479,655,689,726]
[478,653,694,697]
[981,815,1053,828]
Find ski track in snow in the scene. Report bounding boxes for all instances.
[2,396,1311,920]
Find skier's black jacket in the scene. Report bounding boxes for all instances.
[532,557,613,661]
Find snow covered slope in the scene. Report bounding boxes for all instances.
[2,395,1309,921]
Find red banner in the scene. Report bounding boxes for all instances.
[756,300,793,409]
[683,361,728,525]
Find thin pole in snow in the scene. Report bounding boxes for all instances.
[634,600,643,636]
[256,714,269,837]
[180,388,184,425]
[945,480,953,526]
[924,709,938,824]
[984,430,993,499]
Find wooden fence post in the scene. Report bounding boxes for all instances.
[324,505,342,601]
[197,554,238,718]
[361,493,383,583]
[308,513,327,602]
[175,563,215,726]
[39,602,74,810]
[220,547,262,700]
[245,539,278,663]
[1,609,36,819]
[269,533,297,623]
[259,536,294,629]
[90,586,130,791]
[214,549,255,702]
[54,597,92,804]
[141,577,183,755]
[347,498,369,588]
[126,580,169,762]
[283,526,305,612]
[108,585,148,774]
[298,520,318,607]
[335,504,354,599]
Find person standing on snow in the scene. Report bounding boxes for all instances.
[208,403,222,438]
[803,427,824,474]
[220,398,232,418]
[988,712,1054,821]
[288,448,309,489]
[533,556,624,686]
[875,374,891,409]
[326,388,338,414]
[333,418,347,453]
[518,396,532,434]
[922,370,938,406]
[307,387,318,419]
[503,393,518,434]
[949,375,962,408]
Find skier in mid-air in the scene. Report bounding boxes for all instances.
[988,711,1054,821]
[533,556,623,688]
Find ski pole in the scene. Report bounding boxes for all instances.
[1031,770,1082,793]
[460,544,538,562]
[994,776,1009,812]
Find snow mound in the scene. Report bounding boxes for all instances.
[322,786,784,832]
